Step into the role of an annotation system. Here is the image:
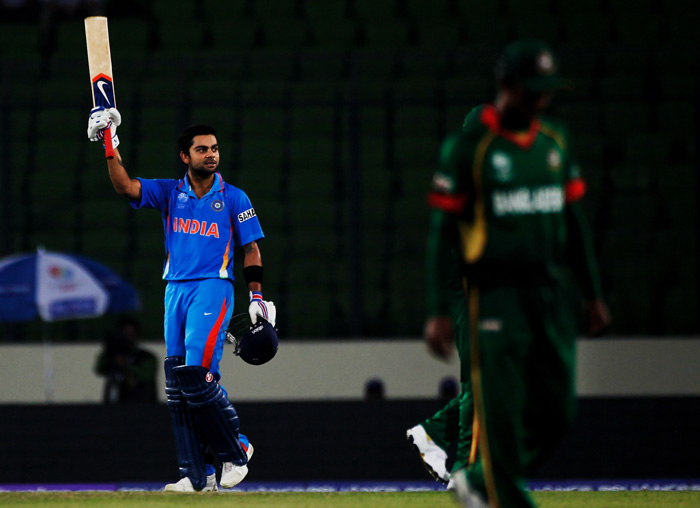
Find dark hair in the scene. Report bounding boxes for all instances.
[177,125,217,155]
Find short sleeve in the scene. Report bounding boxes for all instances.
[228,188,264,246]
[130,178,176,211]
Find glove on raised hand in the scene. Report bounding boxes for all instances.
[87,106,121,148]
[248,291,277,327]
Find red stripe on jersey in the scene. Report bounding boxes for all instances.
[428,191,468,214]
[565,178,586,203]
[480,105,540,150]
[202,298,228,370]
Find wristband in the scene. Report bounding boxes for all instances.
[250,291,263,302]
[243,265,263,285]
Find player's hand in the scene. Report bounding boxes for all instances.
[424,315,454,361]
[248,291,277,327]
[87,106,121,148]
[586,299,611,338]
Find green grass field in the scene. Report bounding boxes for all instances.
[1,491,699,508]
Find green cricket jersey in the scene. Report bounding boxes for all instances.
[426,104,601,315]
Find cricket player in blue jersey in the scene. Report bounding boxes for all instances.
[88,108,276,492]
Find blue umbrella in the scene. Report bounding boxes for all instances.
[0,248,139,322]
[0,248,140,401]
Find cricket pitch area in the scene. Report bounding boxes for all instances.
[2,490,700,508]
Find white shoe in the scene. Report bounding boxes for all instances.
[164,476,195,492]
[203,473,218,492]
[164,474,218,492]
[406,425,450,483]
[220,443,255,489]
[452,468,491,508]
[446,477,456,491]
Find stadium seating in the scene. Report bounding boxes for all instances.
[1,0,697,339]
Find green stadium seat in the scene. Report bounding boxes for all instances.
[188,106,237,144]
[608,195,658,231]
[561,14,611,45]
[354,0,400,21]
[444,76,493,104]
[602,102,651,134]
[414,20,463,49]
[109,19,152,57]
[240,106,288,137]
[656,100,694,135]
[597,75,647,100]
[609,164,654,191]
[304,0,349,21]
[298,49,347,81]
[209,17,261,52]
[396,49,450,79]
[395,105,441,138]
[556,0,604,18]
[394,135,441,168]
[246,50,299,83]
[388,257,425,334]
[659,76,697,100]
[570,134,605,168]
[288,166,336,200]
[394,76,438,103]
[663,284,699,334]
[308,19,358,50]
[360,19,411,50]
[349,49,399,80]
[261,18,311,50]
[288,135,336,168]
[513,14,562,43]
[53,20,88,58]
[623,133,671,164]
[250,0,300,19]
[0,22,38,57]
[463,17,510,45]
[290,81,341,107]
[405,0,458,20]
[664,13,700,45]
[239,80,289,103]
[237,136,286,194]
[614,14,661,44]
[190,72,245,104]
[554,102,602,135]
[607,0,655,15]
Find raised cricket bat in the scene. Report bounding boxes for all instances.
[84,16,116,159]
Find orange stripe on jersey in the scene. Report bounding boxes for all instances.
[565,178,586,203]
[468,414,480,465]
[202,298,228,370]
[427,191,468,214]
[218,215,234,278]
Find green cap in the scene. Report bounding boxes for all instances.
[494,39,569,92]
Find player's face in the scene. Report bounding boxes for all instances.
[183,134,219,177]
[513,85,553,117]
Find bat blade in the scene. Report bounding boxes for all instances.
[85,16,116,158]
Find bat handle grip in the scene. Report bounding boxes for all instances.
[104,126,114,159]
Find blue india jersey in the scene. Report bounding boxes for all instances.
[130,172,264,282]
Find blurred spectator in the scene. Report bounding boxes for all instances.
[364,377,385,400]
[439,376,458,400]
[94,316,157,404]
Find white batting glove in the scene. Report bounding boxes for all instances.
[248,291,277,328]
[87,106,121,148]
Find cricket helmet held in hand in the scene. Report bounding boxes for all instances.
[229,319,279,365]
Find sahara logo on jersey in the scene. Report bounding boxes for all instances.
[492,185,564,217]
[172,218,220,238]
[238,208,256,223]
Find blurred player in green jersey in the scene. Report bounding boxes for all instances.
[424,39,611,508]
